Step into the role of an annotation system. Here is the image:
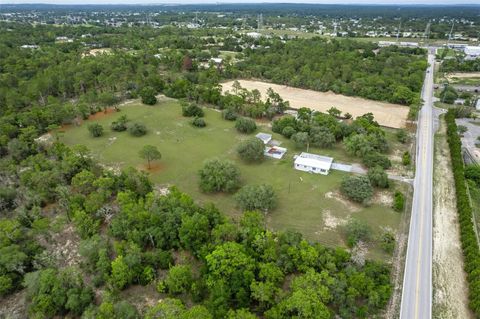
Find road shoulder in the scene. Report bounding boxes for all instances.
[432,115,472,319]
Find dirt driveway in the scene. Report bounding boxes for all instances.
[221,80,410,128]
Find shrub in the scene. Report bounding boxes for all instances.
[192,117,206,128]
[281,126,296,138]
[164,265,193,295]
[457,125,468,135]
[111,115,128,132]
[363,152,391,169]
[345,219,371,247]
[235,117,257,134]
[291,132,309,149]
[0,187,17,211]
[367,166,389,188]
[396,129,408,143]
[234,184,277,212]
[128,122,147,137]
[140,86,157,105]
[465,165,480,187]
[440,86,458,104]
[198,158,241,193]
[380,231,395,253]
[393,191,405,212]
[402,151,411,166]
[237,137,265,162]
[222,108,237,121]
[88,123,104,137]
[182,103,204,117]
[272,115,297,134]
[310,127,335,148]
[340,175,373,204]
[445,109,480,316]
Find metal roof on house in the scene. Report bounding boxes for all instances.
[294,152,333,170]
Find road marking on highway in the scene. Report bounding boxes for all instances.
[413,63,433,319]
[414,118,428,319]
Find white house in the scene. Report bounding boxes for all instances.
[464,46,480,60]
[476,99,480,111]
[294,152,333,175]
[264,146,287,159]
[255,133,272,145]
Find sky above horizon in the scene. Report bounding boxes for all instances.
[2,0,480,5]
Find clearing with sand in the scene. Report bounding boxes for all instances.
[446,72,480,80]
[432,119,472,319]
[222,80,410,129]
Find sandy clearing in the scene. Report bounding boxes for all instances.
[446,72,480,79]
[82,48,112,57]
[432,119,472,319]
[221,80,410,129]
[322,209,348,230]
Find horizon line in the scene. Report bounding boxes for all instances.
[3,2,480,5]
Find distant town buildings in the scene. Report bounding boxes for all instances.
[378,41,419,48]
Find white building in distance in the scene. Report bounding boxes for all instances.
[464,46,480,60]
[294,152,333,175]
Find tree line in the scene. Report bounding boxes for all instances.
[445,109,480,316]
[235,38,427,107]
[0,138,393,318]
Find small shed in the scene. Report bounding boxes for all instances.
[256,132,272,145]
[264,146,287,159]
[294,152,333,175]
[476,99,480,111]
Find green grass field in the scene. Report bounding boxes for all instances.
[61,98,402,258]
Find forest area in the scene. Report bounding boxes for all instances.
[0,19,427,318]
[237,38,427,108]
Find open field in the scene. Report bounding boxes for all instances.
[432,118,472,319]
[60,98,402,258]
[222,80,410,128]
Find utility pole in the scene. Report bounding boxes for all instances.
[423,21,431,45]
[446,21,455,48]
[396,19,402,43]
[257,13,263,31]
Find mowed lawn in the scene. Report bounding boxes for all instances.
[61,98,402,257]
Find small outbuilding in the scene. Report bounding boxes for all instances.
[294,152,333,175]
[265,146,287,159]
[256,132,272,145]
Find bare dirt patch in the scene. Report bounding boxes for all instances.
[446,72,480,80]
[221,80,409,128]
[120,284,160,314]
[138,162,165,173]
[0,290,26,319]
[82,48,112,57]
[325,190,361,212]
[37,223,82,268]
[432,119,472,319]
[373,190,394,207]
[322,209,349,230]
[88,107,117,121]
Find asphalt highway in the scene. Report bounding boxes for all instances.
[399,49,435,319]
